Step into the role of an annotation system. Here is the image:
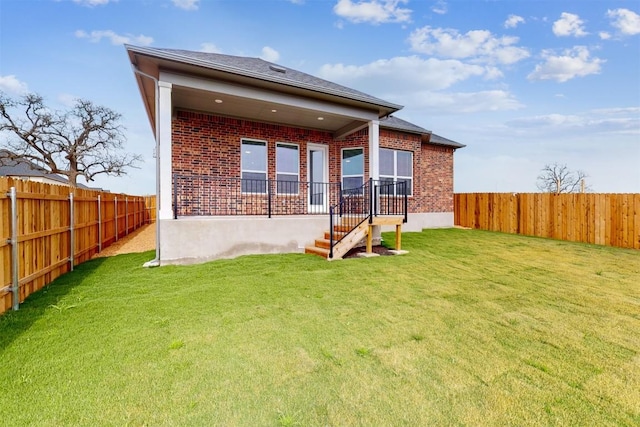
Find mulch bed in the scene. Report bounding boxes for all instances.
[343,245,396,258]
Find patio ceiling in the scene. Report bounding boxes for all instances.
[171,85,363,134]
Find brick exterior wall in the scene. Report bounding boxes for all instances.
[171,110,454,215]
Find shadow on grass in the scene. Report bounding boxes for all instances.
[0,256,108,353]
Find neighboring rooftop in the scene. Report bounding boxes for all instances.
[0,150,95,189]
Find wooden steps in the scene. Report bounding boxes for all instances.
[305,216,405,260]
[304,245,330,258]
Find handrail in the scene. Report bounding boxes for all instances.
[328,179,408,258]
[328,179,373,259]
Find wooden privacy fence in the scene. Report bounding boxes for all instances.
[454,193,640,250]
[0,177,156,314]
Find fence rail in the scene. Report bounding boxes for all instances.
[454,192,640,250]
[0,177,156,314]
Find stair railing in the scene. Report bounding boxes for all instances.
[328,178,373,258]
[328,179,409,258]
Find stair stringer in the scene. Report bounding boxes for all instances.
[329,221,370,260]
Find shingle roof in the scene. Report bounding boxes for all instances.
[0,150,68,182]
[0,150,95,188]
[129,46,403,111]
[127,46,464,150]
[379,116,465,149]
[380,115,430,134]
[429,133,466,149]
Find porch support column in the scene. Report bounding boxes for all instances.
[368,119,380,181]
[158,81,173,220]
[369,119,381,240]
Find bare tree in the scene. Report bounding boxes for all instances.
[536,163,589,193]
[0,91,141,187]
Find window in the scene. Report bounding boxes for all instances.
[341,148,364,194]
[241,139,267,193]
[380,148,413,196]
[276,143,299,194]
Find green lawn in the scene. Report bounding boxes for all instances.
[1,229,639,426]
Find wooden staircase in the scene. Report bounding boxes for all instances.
[305,216,404,260]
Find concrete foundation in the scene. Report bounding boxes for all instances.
[159,212,454,265]
[160,216,327,265]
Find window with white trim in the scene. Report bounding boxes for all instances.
[341,148,364,194]
[241,139,267,193]
[380,148,413,196]
[276,142,299,194]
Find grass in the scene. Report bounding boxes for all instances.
[1,228,639,426]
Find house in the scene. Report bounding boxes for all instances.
[0,149,97,189]
[125,45,464,265]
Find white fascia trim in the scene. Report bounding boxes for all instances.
[160,71,378,122]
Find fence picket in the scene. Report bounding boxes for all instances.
[454,192,639,250]
[0,177,156,314]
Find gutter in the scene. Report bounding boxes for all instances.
[131,63,161,267]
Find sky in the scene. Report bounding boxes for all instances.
[1,0,639,195]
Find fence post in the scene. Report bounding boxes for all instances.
[114,196,118,241]
[98,195,102,252]
[69,192,75,272]
[9,187,19,311]
[125,196,129,236]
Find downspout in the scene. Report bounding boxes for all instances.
[131,64,161,267]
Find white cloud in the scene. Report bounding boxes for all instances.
[172,0,199,11]
[506,108,640,135]
[57,93,78,107]
[0,75,29,94]
[508,113,583,128]
[527,46,604,83]
[408,26,529,64]
[431,0,447,15]
[333,0,411,24]
[607,8,640,35]
[599,31,611,40]
[552,12,588,37]
[406,90,524,113]
[504,14,525,29]
[72,0,112,6]
[75,29,153,46]
[260,46,280,62]
[200,43,221,53]
[319,55,487,93]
